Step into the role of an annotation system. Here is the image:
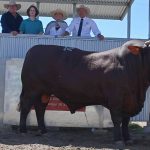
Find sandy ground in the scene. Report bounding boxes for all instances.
[0,125,150,150]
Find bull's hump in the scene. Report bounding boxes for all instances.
[84,51,117,71]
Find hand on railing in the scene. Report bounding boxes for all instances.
[97,34,105,41]
[11,31,19,36]
[62,31,70,37]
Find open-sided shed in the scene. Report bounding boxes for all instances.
[0,0,135,38]
[0,0,134,19]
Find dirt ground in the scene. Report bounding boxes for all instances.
[0,125,150,150]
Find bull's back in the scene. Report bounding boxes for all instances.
[22,45,94,87]
[23,45,92,71]
[22,45,122,91]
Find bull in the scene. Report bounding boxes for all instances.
[19,40,150,148]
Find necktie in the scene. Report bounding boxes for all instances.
[55,22,60,30]
[77,18,83,36]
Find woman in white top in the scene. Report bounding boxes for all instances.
[45,9,68,36]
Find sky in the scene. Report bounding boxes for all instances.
[0,0,149,39]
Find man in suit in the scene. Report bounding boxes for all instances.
[63,5,104,40]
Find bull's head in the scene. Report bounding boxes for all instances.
[128,40,150,83]
[144,40,150,47]
[128,40,150,55]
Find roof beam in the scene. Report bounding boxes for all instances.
[1,0,130,6]
[120,0,134,20]
[0,0,134,20]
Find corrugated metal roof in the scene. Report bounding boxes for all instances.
[0,0,134,20]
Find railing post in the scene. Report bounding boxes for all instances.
[147,0,150,129]
[148,0,150,38]
[36,1,40,19]
[73,3,76,18]
[127,4,131,39]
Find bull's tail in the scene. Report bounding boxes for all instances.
[16,88,24,112]
[16,102,21,112]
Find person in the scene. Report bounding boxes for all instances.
[1,0,23,36]
[63,5,104,40]
[45,9,68,36]
[20,5,43,34]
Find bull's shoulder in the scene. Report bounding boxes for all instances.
[85,47,119,60]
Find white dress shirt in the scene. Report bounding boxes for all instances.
[45,20,68,36]
[66,17,101,37]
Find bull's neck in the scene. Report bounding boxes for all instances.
[140,51,150,88]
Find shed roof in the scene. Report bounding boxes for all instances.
[0,0,134,20]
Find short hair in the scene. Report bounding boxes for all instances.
[26,5,39,17]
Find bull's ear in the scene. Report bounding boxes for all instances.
[128,46,142,55]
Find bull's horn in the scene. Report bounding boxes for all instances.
[145,40,150,46]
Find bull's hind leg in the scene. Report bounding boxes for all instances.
[34,94,49,135]
[19,92,37,133]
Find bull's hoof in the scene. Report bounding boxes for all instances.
[115,141,125,150]
[20,128,27,134]
[20,133,27,136]
[125,139,133,145]
[35,130,47,136]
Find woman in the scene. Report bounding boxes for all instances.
[45,9,68,36]
[20,5,43,34]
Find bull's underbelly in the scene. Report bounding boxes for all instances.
[52,88,107,108]
[47,78,108,113]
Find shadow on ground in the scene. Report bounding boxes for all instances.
[0,126,150,150]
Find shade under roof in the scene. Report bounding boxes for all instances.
[0,0,134,20]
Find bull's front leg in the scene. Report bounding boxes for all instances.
[122,116,132,145]
[110,110,125,149]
